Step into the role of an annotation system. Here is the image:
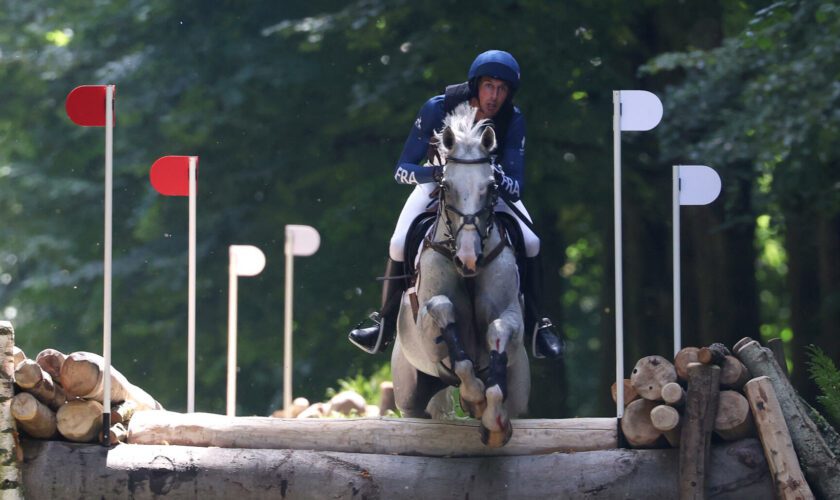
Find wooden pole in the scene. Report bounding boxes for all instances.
[679,362,720,500]
[0,321,23,499]
[128,411,618,457]
[736,339,840,499]
[744,377,813,499]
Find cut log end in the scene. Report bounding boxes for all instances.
[630,356,677,401]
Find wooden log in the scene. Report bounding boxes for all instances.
[698,343,729,366]
[20,439,774,499]
[128,411,618,457]
[630,355,677,401]
[714,390,754,441]
[744,377,814,499]
[620,399,662,448]
[766,338,788,378]
[661,382,686,407]
[679,362,720,500]
[14,359,66,410]
[736,339,840,499]
[0,321,24,500]
[59,351,162,411]
[733,336,753,353]
[611,379,640,407]
[12,346,26,367]
[719,355,750,390]
[56,399,103,443]
[674,347,700,382]
[110,400,137,427]
[651,404,681,447]
[35,348,66,382]
[11,393,57,439]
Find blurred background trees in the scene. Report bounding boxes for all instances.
[0,0,836,417]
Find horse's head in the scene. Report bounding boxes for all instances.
[435,103,498,277]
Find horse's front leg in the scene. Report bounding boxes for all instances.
[480,315,519,447]
[421,295,486,417]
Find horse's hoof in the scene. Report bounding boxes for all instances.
[479,419,513,448]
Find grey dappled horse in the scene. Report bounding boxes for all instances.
[391,103,530,447]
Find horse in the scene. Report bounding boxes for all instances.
[391,102,530,447]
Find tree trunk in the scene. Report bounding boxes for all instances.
[714,390,754,441]
[662,382,686,407]
[128,411,618,457]
[744,377,813,499]
[11,393,57,439]
[621,399,662,448]
[611,379,640,407]
[35,348,66,382]
[631,355,677,401]
[675,347,700,382]
[20,439,774,499]
[59,351,162,411]
[651,404,681,447]
[0,321,23,499]
[14,359,66,410]
[679,362,720,500]
[719,355,750,390]
[56,399,104,443]
[736,340,840,499]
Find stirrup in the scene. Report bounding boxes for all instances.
[349,312,386,354]
[531,318,553,359]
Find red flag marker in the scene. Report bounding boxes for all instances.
[65,85,112,126]
[150,156,197,196]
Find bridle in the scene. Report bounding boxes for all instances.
[424,155,507,270]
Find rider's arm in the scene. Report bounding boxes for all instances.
[495,111,525,202]
[393,96,444,186]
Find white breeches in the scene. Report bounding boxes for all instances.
[389,183,540,261]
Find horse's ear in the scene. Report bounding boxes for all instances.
[480,126,497,152]
[442,126,455,151]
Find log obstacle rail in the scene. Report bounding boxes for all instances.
[128,411,618,457]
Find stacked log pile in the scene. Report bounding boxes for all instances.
[11,347,162,445]
[616,338,840,499]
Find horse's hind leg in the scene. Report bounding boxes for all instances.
[391,340,447,418]
[422,295,486,417]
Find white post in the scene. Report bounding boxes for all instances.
[673,165,681,356]
[102,84,114,439]
[283,233,294,417]
[613,91,624,418]
[226,251,238,417]
[187,157,197,413]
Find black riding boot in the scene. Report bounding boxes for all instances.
[523,256,565,360]
[348,258,405,354]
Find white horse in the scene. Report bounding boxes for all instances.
[391,102,530,447]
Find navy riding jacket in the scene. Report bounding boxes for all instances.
[393,94,526,202]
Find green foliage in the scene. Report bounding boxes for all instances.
[325,363,392,407]
[807,345,840,428]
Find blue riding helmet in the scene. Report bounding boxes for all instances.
[467,50,521,91]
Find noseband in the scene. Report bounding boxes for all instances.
[424,156,508,269]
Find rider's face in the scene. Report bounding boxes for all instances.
[476,77,510,119]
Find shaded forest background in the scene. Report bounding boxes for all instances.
[0,0,838,418]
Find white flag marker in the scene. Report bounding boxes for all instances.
[283,225,320,415]
[103,84,114,439]
[673,165,721,356]
[619,90,663,132]
[613,90,663,418]
[227,244,266,416]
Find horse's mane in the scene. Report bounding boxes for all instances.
[434,102,491,157]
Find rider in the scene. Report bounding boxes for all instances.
[348,49,564,360]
